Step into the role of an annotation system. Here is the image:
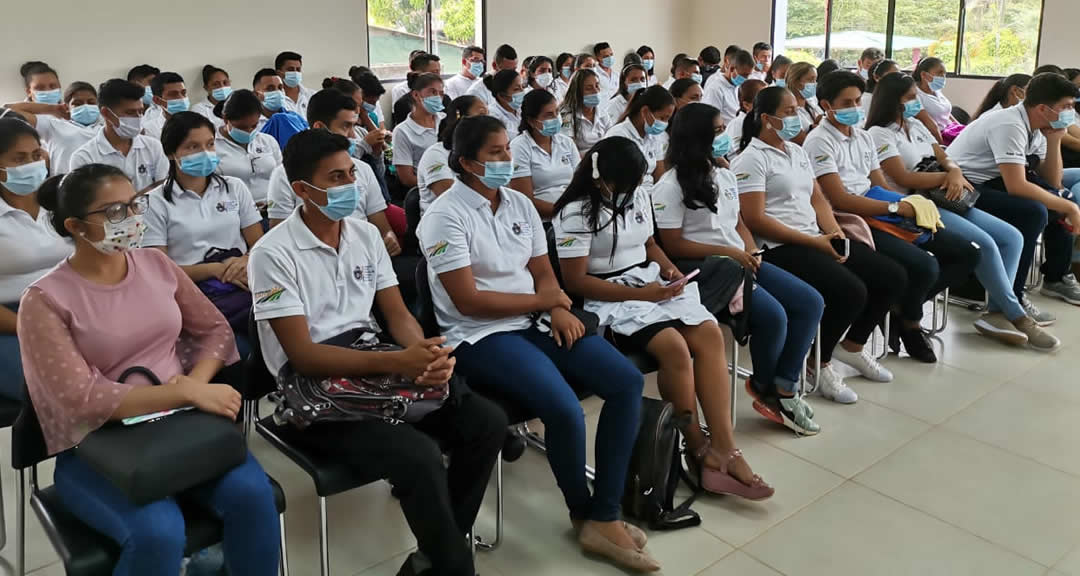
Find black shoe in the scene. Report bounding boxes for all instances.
[887,313,902,354]
[899,327,937,363]
[501,429,527,462]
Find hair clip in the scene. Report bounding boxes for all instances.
[591,151,600,180]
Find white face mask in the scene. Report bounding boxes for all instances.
[82,214,146,254]
[109,110,142,139]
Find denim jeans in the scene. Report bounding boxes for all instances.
[748,262,824,395]
[54,451,280,576]
[454,328,643,522]
[1063,167,1080,263]
[0,303,23,400]
[937,208,1026,320]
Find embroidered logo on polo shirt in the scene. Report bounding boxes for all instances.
[428,163,446,174]
[653,202,666,212]
[138,164,148,174]
[216,200,240,213]
[814,154,829,164]
[255,147,264,154]
[561,154,572,165]
[735,173,750,182]
[634,211,645,224]
[427,241,449,257]
[557,237,576,247]
[722,187,737,200]
[255,287,285,304]
[511,221,532,236]
[354,264,376,284]
[877,144,890,155]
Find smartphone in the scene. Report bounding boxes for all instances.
[830,237,850,258]
[121,406,194,426]
[665,268,700,289]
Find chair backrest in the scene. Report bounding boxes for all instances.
[12,388,50,471]
[545,225,565,287]
[243,312,278,401]
[414,258,441,339]
[403,187,422,256]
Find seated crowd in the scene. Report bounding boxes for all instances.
[2,40,1080,575]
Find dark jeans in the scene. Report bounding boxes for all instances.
[455,328,643,522]
[749,262,825,395]
[975,184,1074,296]
[292,383,506,576]
[764,240,907,363]
[871,227,980,322]
[0,302,23,400]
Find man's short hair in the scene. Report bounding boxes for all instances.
[283,129,351,184]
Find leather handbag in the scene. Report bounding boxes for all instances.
[76,367,247,506]
[913,157,981,214]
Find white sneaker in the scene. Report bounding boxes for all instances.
[815,363,858,404]
[832,344,894,382]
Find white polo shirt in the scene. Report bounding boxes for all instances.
[141,106,166,140]
[562,111,611,156]
[916,88,953,131]
[489,101,522,140]
[69,131,169,193]
[143,175,261,265]
[35,114,101,173]
[946,104,1045,185]
[555,77,570,104]
[392,113,442,169]
[553,186,653,275]
[731,138,821,247]
[0,200,73,304]
[444,74,476,100]
[802,120,881,196]
[418,180,545,348]
[725,111,747,159]
[599,94,629,128]
[249,209,398,376]
[465,79,494,106]
[266,158,386,222]
[604,119,663,187]
[796,100,823,133]
[869,120,938,193]
[703,74,740,124]
[652,166,744,250]
[214,132,283,204]
[510,131,580,206]
[596,66,619,100]
[192,100,225,129]
[417,143,454,213]
[283,85,316,118]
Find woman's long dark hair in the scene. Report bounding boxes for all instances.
[519,89,556,138]
[448,115,507,177]
[438,95,481,150]
[560,68,599,140]
[615,64,648,100]
[621,85,674,124]
[666,103,722,213]
[552,136,648,264]
[740,86,788,152]
[483,69,519,102]
[974,73,1031,119]
[214,88,261,120]
[37,165,130,238]
[915,57,944,89]
[866,59,897,93]
[866,73,915,130]
[160,111,228,203]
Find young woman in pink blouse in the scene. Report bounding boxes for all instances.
[17,164,279,576]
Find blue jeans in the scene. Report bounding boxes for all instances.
[938,208,1026,319]
[54,451,280,576]
[1063,167,1080,263]
[749,263,824,395]
[0,302,23,400]
[454,328,643,522]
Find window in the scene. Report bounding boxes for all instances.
[368,0,484,79]
[772,0,1044,77]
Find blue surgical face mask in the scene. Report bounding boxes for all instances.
[262,90,285,111]
[33,89,62,105]
[1050,107,1077,130]
[422,95,445,114]
[229,126,254,144]
[348,139,359,158]
[903,98,924,119]
[212,86,233,102]
[832,107,862,126]
[539,117,561,137]
[166,97,190,115]
[583,93,601,108]
[142,85,154,106]
[775,78,787,88]
[773,114,803,141]
[561,66,572,79]
[70,104,100,126]
[645,113,668,135]
[283,70,303,88]
[0,160,48,195]
[362,101,377,113]
[800,82,817,100]
[178,150,220,177]
[601,56,615,69]
[469,60,485,77]
[712,133,732,158]
[732,74,747,87]
[929,75,947,92]
[368,111,380,126]
[305,181,358,221]
[627,81,646,95]
[535,73,554,88]
[690,73,703,85]
[473,160,513,189]
[509,92,525,110]
[755,61,765,71]
[642,59,654,72]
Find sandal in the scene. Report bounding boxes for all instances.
[692,445,774,501]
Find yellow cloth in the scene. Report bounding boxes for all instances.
[900,195,944,231]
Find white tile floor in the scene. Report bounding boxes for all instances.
[6,292,1080,576]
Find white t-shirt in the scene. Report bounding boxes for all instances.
[214,132,282,204]
[417,143,455,214]
[444,73,477,100]
[35,114,102,174]
[599,93,629,128]
[916,88,953,131]
[418,181,545,348]
[652,166,745,250]
[510,131,580,206]
[489,101,522,140]
[946,104,1046,185]
[868,120,938,193]
[249,209,398,376]
[802,120,881,197]
[553,186,652,275]
[143,175,261,266]
[266,158,386,221]
[604,119,664,188]
[730,138,821,247]
[0,200,73,304]
[392,113,441,169]
[191,100,225,129]
[69,131,169,192]
[703,74,740,124]
[562,110,611,156]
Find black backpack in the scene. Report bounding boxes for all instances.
[622,398,702,530]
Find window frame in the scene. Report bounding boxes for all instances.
[365,0,488,83]
[770,0,1047,80]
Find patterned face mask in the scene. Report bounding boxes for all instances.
[82,214,147,254]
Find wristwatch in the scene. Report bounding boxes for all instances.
[887,202,900,214]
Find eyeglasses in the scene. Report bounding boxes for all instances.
[85,194,149,223]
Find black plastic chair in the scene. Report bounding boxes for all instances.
[0,395,21,552]
[11,388,288,576]
[403,186,422,256]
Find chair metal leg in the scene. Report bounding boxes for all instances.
[874,314,890,360]
[474,455,503,552]
[0,459,7,552]
[929,288,950,335]
[802,325,822,398]
[319,496,330,576]
[279,512,289,576]
[729,339,738,429]
[16,469,24,576]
